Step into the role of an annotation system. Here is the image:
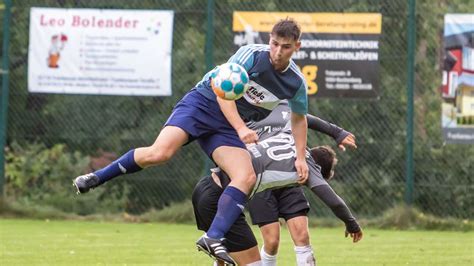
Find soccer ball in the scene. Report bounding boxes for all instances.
[210,63,249,100]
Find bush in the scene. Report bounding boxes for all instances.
[365,205,473,231]
[5,142,129,215]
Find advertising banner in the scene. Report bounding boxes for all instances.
[233,12,382,98]
[28,8,174,96]
[441,14,474,144]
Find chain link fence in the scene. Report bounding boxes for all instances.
[1,0,473,219]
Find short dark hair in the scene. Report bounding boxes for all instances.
[310,146,338,180]
[271,18,301,41]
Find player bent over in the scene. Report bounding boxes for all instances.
[73,18,308,264]
[193,145,362,266]
[193,103,362,265]
[249,146,360,266]
[241,100,361,265]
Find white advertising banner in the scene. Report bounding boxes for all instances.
[28,8,174,96]
[441,14,474,144]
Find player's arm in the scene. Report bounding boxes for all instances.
[218,45,260,143]
[291,112,309,181]
[289,81,309,181]
[310,184,363,242]
[216,97,258,144]
[306,114,357,151]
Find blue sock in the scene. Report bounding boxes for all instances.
[207,186,247,239]
[94,149,142,184]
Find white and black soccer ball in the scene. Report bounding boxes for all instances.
[210,63,249,100]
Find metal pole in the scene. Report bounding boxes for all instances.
[405,0,416,205]
[202,0,215,176]
[0,0,12,195]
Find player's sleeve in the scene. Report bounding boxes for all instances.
[310,184,361,233]
[306,114,352,144]
[305,158,329,188]
[288,81,308,115]
[305,157,360,232]
[227,45,256,72]
[199,65,219,83]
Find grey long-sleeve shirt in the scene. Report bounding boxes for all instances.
[241,101,360,232]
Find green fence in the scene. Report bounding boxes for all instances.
[1,0,473,219]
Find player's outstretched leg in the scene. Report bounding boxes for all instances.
[196,234,236,265]
[72,149,142,194]
[72,126,188,194]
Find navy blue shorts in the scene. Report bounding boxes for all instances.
[165,89,246,158]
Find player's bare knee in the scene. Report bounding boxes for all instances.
[264,236,280,254]
[242,171,257,187]
[231,171,256,188]
[293,229,310,244]
[144,146,174,165]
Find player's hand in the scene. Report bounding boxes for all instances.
[295,158,309,183]
[338,134,357,152]
[237,126,258,144]
[345,229,363,243]
[297,172,308,184]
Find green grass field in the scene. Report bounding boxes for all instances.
[0,219,472,265]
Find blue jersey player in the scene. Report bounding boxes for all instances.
[73,18,307,264]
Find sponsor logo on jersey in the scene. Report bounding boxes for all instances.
[246,86,265,102]
[243,80,280,110]
[255,125,283,135]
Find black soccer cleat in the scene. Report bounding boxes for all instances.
[196,235,235,265]
[73,173,101,194]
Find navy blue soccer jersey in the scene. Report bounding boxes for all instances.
[196,44,308,122]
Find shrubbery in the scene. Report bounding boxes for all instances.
[5,142,129,215]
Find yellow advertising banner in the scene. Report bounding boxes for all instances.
[233,12,382,34]
[232,11,382,98]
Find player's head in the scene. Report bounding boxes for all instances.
[269,18,301,71]
[271,18,301,41]
[310,145,338,180]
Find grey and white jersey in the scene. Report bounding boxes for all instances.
[247,100,351,145]
[247,131,327,197]
[246,101,292,141]
[215,100,347,196]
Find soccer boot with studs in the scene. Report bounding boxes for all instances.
[73,173,101,194]
[196,234,235,265]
